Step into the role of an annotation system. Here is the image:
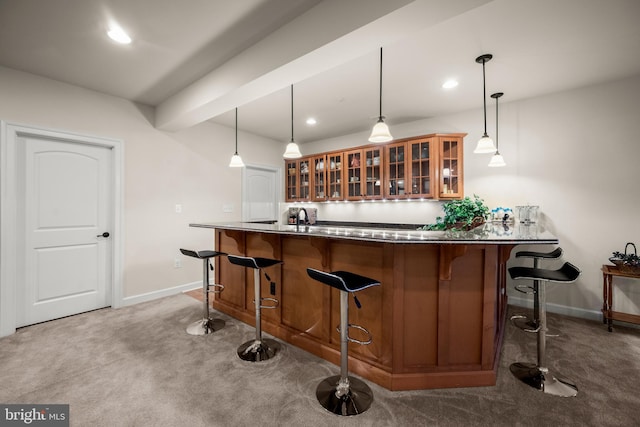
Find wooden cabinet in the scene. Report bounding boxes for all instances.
[212,227,511,391]
[310,154,327,202]
[285,158,311,202]
[345,147,383,200]
[384,134,464,199]
[286,133,465,202]
[438,135,464,199]
[407,137,436,198]
[385,141,407,199]
[310,153,345,201]
[326,152,344,201]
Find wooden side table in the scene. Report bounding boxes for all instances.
[602,264,640,332]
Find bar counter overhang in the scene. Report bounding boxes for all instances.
[190,221,557,391]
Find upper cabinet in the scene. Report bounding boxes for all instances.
[345,147,383,200]
[437,135,464,199]
[285,133,465,202]
[285,158,311,202]
[407,136,436,198]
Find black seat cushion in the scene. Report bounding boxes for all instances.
[180,249,226,259]
[307,268,380,292]
[227,254,282,269]
[509,262,581,283]
[516,247,563,260]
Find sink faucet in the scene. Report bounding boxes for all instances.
[296,208,309,231]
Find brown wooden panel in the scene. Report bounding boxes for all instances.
[401,245,439,370]
[244,232,282,323]
[329,240,385,362]
[216,230,245,309]
[207,226,507,391]
[446,246,484,366]
[280,236,326,339]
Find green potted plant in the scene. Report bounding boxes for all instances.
[420,194,490,231]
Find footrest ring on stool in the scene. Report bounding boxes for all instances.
[207,283,225,294]
[336,324,373,345]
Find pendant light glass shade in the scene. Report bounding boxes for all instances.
[488,152,506,167]
[475,134,495,153]
[369,117,392,143]
[229,108,245,168]
[283,85,302,159]
[369,47,392,143]
[474,54,496,154]
[488,92,506,167]
[283,141,302,158]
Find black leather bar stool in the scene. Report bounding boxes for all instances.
[227,254,282,362]
[511,247,563,331]
[179,249,227,335]
[306,268,380,416]
[508,262,581,397]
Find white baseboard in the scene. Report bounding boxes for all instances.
[508,295,602,322]
[120,281,201,307]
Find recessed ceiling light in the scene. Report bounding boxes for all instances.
[306,118,317,125]
[442,79,459,89]
[107,25,132,44]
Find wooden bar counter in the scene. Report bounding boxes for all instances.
[190,221,557,391]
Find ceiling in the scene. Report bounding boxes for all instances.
[1,0,640,144]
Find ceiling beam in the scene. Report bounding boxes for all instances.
[155,0,490,132]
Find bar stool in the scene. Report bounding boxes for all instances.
[511,247,563,331]
[227,254,282,362]
[306,268,380,416]
[508,262,581,397]
[179,249,227,335]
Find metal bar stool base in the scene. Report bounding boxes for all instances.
[510,314,539,332]
[186,318,225,336]
[237,338,280,362]
[510,362,578,397]
[316,375,373,416]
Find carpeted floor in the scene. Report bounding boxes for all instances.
[1,294,639,426]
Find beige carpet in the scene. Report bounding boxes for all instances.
[1,294,639,426]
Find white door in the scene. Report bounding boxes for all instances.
[17,136,112,327]
[242,165,279,222]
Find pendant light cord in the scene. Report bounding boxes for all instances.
[234,108,239,154]
[494,96,498,150]
[290,85,294,142]
[378,47,383,119]
[482,59,488,134]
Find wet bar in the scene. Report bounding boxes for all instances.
[191,221,557,391]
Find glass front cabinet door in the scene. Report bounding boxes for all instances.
[285,158,311,202]
[311,154,327,201]
[363,147,383,199]
[345,149,363,200]
[385,141,407,199]
[326,152,344,200]
[408,137,436,198]
[438,135,464,199]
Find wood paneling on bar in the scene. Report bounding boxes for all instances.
[211,228,514,390]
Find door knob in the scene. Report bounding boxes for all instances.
[97,232,110,238]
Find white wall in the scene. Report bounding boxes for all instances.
[2,64,639,321]
[294,74,640,320]
[0,66,284,300]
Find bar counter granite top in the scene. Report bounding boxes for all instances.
[190,221,557,245]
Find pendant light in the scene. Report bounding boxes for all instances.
[283,84,302,159]
[474,54,496,153]
[488,92,506,167]
[229,108,245,168]
[368,47,393,143]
